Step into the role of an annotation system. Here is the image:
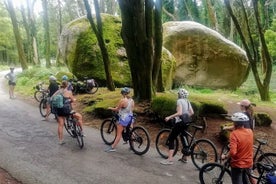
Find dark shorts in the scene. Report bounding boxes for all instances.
[8,81,16,86]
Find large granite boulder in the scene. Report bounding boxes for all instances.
[59,14,175,89]
[163,21,249,89]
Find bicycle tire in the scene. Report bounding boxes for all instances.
[129,126,151,155]
[39,98,49,117]
[86,81,99,94]
[155,129,178,159]
[100,119,117,145]
[191,139,218,170]
[74,122,84,149]
[257,152,276,174]
[199,162,232,184]
[64,118,75,137]
[34,91,43,102]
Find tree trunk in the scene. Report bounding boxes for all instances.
[83,0,115,91]
[5,0,28,70]
[118,0,163,101]
[224,0,272,101]
[42,0,51,68]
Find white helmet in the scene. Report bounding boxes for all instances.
[178,88,189,98]
[231,112,249,125]
[49,75,57,81]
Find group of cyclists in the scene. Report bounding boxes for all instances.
[40,73,264,183]
[42,75,84,145]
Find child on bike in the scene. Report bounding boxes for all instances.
[105,87,134,152]
[221,112,254,184]
[160,88,194,165]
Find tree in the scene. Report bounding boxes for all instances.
[224,0,272,101]
[118,0,163,101]
[42,0,51,67]
[5,0,28,70]
[83,0,115,91]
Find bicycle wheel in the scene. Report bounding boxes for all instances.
[39,98,49,117]
[74,122,84,149]
[100,119,117,145]
[257,152,276,174]
[64,118,75,137]
[34,91,43,102]
[191,139,218,170]
[86,81,99,94]
[199,162,232,184]
[129,126,151,155]
[155,129,178,159]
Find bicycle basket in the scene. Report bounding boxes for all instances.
[267,170,276,184]
[87,79,95,87]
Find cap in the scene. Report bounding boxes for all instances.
[237,99,251,107]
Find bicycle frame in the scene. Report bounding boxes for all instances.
[179,124,203,151]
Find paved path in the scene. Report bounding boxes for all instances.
[0,71,202,184]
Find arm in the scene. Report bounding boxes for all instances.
[108,99,124,112]
[165,103,182,122]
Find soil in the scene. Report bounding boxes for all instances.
[1,94,275,184]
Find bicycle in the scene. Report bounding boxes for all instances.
[220,138,276,173]
[71,77,99,95]
[64,111,84,149]
[155,123,218,170]
[39,92,50,118]
[100,113,151,155]
[200,138,276,184]
[34,82,48,102]
[199,157,276,184]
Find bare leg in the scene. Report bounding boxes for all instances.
[111,124,124,149]
[73,112,83,131]
[57,116,65,142]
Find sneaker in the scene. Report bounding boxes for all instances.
[160,160,173,165]
[178,158,188,163]
[104,146,116,152]
[59,140,65,145]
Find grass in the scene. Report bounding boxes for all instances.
[1,65,275,108]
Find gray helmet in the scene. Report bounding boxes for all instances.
[231,112,249,126]
[121,87,130,95]
[49,75,57,81]
[178,88,189,98]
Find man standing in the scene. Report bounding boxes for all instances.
[5,67,16,99]
[222,112,254,184]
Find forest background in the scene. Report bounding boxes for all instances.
[1,0,276,102]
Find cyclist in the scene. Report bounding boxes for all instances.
[61,75,73,91]
[221,112,254,184]
[105,87,134,152]
[160,88,194,165]
[237,99,255,130]
[43,75,59,121]
[53,80,84,145]
[4,67,16,99]
[223,99,255,131]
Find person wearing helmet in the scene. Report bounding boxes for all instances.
[221,112,253,184]
[237,99,255,130]
[105,87,134,152]
[61,75,73,91]
[160,88,194,165]
[4,67,16,99]
[43,75,59,121]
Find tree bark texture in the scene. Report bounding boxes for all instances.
[5,0,28,70]
[42,0,51,68]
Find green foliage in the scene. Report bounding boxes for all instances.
[152,94,176,117]
[265,19,276,62]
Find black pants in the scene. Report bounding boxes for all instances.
[167,120,188,150]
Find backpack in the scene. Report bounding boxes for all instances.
[51,92,64,108]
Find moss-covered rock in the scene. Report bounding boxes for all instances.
[59,14,176,90]
[255,112,272,127]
